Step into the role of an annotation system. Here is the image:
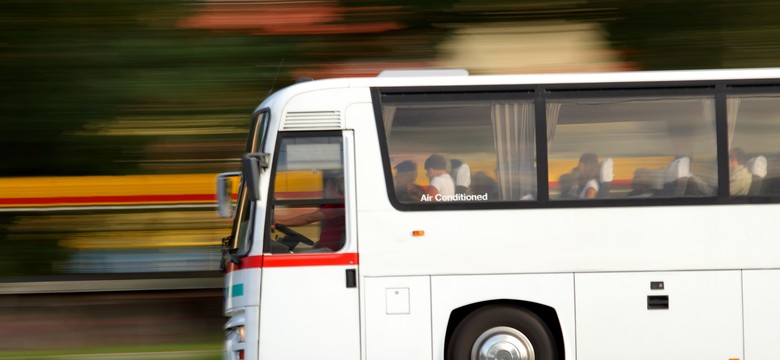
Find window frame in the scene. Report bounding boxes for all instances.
[373,79,780,211]
[230,108,270,257]
[373,88,538,211]
[544,87,721,201]
[263,130,347,254]
[722,85,780,199]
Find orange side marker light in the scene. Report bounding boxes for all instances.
[412,230,425,237]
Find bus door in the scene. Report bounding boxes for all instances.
[258,131,360,359]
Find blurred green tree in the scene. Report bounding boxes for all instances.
[0,1,167,176]
[0,1,295,176]
[5,0,780,178]
[591,0,780,69]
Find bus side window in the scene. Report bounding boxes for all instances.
[270,135,346,253]
[727,94,780,196]
[381,96,537,204]
[547,94,718,200]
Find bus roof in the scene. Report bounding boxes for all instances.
[347,67,780,87]
[258,67,780,111]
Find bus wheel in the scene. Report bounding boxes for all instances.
[447,305,556,360]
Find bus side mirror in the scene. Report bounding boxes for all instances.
[242,153,271,202]
[216,172,240,218]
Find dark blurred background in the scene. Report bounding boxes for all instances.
[2,0,780,357]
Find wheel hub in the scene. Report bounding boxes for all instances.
[472,326,534,360]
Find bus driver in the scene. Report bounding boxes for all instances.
[273,175,346,251]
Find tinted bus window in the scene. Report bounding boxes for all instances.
[382,97,536,203]
[269,134,346,253]
[727,94,780,196]
[547,95,718,200]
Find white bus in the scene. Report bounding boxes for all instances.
[218,68,780,360]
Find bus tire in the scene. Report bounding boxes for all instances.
[447,305,557,360]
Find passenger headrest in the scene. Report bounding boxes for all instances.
[746,156,767,178]
[600,158,614,182]
[665,157,691,183]
[455,163,471,187]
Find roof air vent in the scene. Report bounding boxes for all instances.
[282,111,343,130]
[378,69,469,77]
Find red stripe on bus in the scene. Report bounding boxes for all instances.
[225,255,263,273]
[0,194,216,206]
[226,253,358,272]
[264,253,359,267]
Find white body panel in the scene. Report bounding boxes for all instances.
[575,271,743,360]
[364,276,433,360]
[744,269,780,360]
[257,130,361,359]
[347,88,780,277]
[225,268,262,310]
[357,204,780,276]
[259,265,360,359]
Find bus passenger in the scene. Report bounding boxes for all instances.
[394,160,424,202]
[577,153,601,199]
[424,154,455,200]
[558,170,579,199]
[471,171,499,200]
[729,148,752,195]
[560,153,600,199]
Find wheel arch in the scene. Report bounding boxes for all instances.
[444,299,565,360]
